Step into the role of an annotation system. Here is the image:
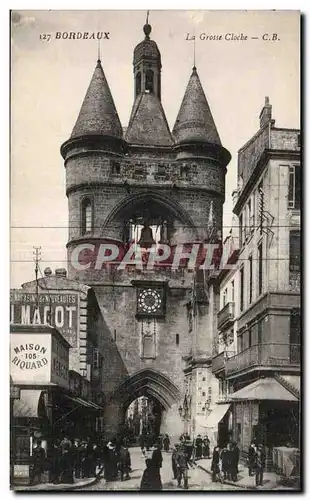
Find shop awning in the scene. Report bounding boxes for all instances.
[64,395,102,410]
[203,404,231,428]
[13,389,42,418]
[230,378,298,402]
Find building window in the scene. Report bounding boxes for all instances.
[258,320,263,344]
[290,309,300,345]
[258,179,264,233]
[297,134,301,148]
[176,334,179,346]
[181,164,189,179]
[208,387,212,403]
[289,230,300,271]
[231,280,235,302]
[81,198,93,234]
[136,71,141,96]
[288,165,301,209]
[202,392,206,397]
[223,288,228,307]
[247,199,253,236]
[239,213,244,245]
[240,266,244,312]
[249,255,253,304]
[145,69,154,93]
[258,242,263,295]
[202,377,206,382]
[111,161,121,175]
[248,328,252,347]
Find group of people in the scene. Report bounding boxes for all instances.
[30,437,102,485]
[211,442,240,483]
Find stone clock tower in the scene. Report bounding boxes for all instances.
[61,20,231,438]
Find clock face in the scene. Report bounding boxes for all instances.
[138,288,162,315]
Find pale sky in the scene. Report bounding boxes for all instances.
[10,9,300,288]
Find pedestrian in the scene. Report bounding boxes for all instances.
[59,437,74,484]
[119,444,131,481]
[30,439,46,485]
[194,434,203,460]
[248,442,256,477]
[175,444,189,489]
[220,446,229,480]
[163,434,170,452]
[230,442,239,482]
[202,436,210,458]
[49,440,61,484]
[146,432,153,451]
[171,445,179,479]
[140,458,162,490]
[183,437,194,466]
[255,444,266,487]
[211,446,220,482]
[139,433,145,455]
[101,441,109,479]
[150,441,163,486]
[105,441,118,482]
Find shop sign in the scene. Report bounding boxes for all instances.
[10,331,69,388]
[10,291,79,347]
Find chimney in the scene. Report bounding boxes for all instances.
[44,267,52,277]
[55,268,67,278]
[259,96,272,128]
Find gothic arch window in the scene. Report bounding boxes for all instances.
[81,198,93,234]
[145,69,154,93]
[135,72,141,97]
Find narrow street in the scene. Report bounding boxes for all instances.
[81,447,243,491]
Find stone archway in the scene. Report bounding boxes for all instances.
[104,369,184,441]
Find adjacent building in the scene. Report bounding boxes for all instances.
[211,98,300,464]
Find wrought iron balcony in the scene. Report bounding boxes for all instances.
[226,343,300,376]
[217,302,235,330]
[212,352,225,373]
[212,350,236,374]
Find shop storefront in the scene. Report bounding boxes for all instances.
[10,324,103,485]
[230,377,300,468]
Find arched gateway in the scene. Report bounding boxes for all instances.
[104,369,183,439]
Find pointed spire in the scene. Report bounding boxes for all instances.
[173,67,221,145]
[70,60,122,140]
[125,92,173,147]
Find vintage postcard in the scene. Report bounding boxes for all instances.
[10,9,301,491]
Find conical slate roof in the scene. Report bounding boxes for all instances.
[70,60,123,140]
[173,67,221,145]
[125,92,173,147]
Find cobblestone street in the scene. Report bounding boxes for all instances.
[80,447,243,491]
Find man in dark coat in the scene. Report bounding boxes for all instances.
[163,434,170,452]
[119,445,131,481]
[220,446,230,480]
[49,440,61,484]
[171,445,179,479]
[194,434,203,460]
[59,437,74,484]
[230,442,240,482]
[248,442,256,476]
[255,445,266,487]
[211,446,220,482]
[30,440,46,485]
[202,436,210,458]
[175,445,189,489]
[140,459,162,491]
